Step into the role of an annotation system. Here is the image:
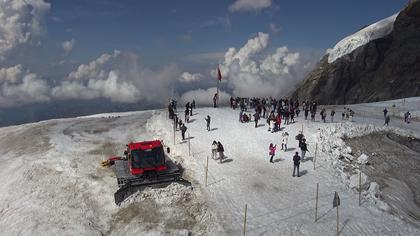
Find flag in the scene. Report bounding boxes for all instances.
[217,66,222,81]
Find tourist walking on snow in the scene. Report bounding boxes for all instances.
[205,115,211,131]
[293,152,301,177]
[269,143,277,163]
[300,138,308,161]
[217,141,225,163]
[281,132,289,151]
[384,114,390,126]
[330,109,336,122]
[254,112,260,128]
[180,124,187,140]
[383,108,388,118]
[404,111,411,123]
[211,140,218,159]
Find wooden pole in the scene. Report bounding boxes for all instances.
[188,132,191,156]
[243,204,248,236]
[205,155,209,186]
[336,204,339,236]
[173,117,176,145]
[314,143,318,170]
[315,183,319,222]
[359,171,362,206]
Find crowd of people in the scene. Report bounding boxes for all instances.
[168,96,414,177]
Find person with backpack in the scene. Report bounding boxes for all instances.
[404,111,411,123]
[211,141,218,159]
[295,131,304,146]
[180,124,187,140]
[281,132,289,151]
[205,115,211,131]
[269,143,277,163]
[217,141,225,163]
[293,152,301,177]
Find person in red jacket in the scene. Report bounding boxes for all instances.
[269,143,277,163]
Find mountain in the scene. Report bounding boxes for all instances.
[291,0,420,104]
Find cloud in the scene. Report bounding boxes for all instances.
[269,23,280,34]
[200,32,317,98]
[184,52,225,62]
[179,72,204,83]
[0,64,50,107]
[180,87,231,106]
[62,39,75,54]
[200,15,231,31]
[0,0,51,62]
[228,0,272,13]
[52,50,181,104]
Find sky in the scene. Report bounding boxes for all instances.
[0,0,408,126]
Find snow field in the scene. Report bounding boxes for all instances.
[146,107,419,235]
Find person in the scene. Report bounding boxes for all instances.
[178,119,183,130]
[239,110,244,122]
[192,100,196,109]
[320,108,326,123]
[404,111,411,123]
[190,103,193,116]
[184,108,189,122]
[281,132,289,151]
[205,115,211,131]
[211,141,218,159]
[180,124,187,140]
[254,112,260,128]
[384,114,390,126]
[295,131,304,145]
[300,138,308,161]
[269,143,277,163]
[304,107,309,120]
[293,152,301,177]
[213,93,218,108]
[330,109,336,122]
[267,117,271,131]
[383,108,388,118]
[217,141,225,163]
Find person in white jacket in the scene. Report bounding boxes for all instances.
[281,132,289,151]
[211,140,218,159]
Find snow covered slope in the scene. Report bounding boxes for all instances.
[328,13,398,63]
[0,98,419,235]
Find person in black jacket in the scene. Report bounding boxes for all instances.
[217,141,225,163]
[180,124,187,140]
[253,112,260,128]
[300,138,308,161]
[205,115,211,131]
[293,152,301,177]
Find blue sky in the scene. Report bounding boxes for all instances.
[0,0,409,126]
[45,0,406,70]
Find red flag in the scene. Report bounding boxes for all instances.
[217,66,222,81]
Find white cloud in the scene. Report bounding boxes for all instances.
[52,51,180,104]
[179,72,204,83]
[203,32,316,98]
[0,0,51,61]
[269,23,280,34]
[180,87,231,106]
[228,0,272,13]
[0,64,50,107]
[62,39,75,54]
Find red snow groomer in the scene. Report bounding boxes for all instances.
[101,140,189,205]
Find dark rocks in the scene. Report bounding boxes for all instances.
[292,1,420,105]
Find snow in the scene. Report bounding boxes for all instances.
[357,153,369,164]
[328,13,398,63]
[0,97,419,235]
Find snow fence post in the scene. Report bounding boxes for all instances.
[358,171,362,206]
[243,204,248,236]
[188,132,191,156]
[314,143,318,170]
[205,155,209,186]
[315,183,319,222]
[173,116,176,145]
